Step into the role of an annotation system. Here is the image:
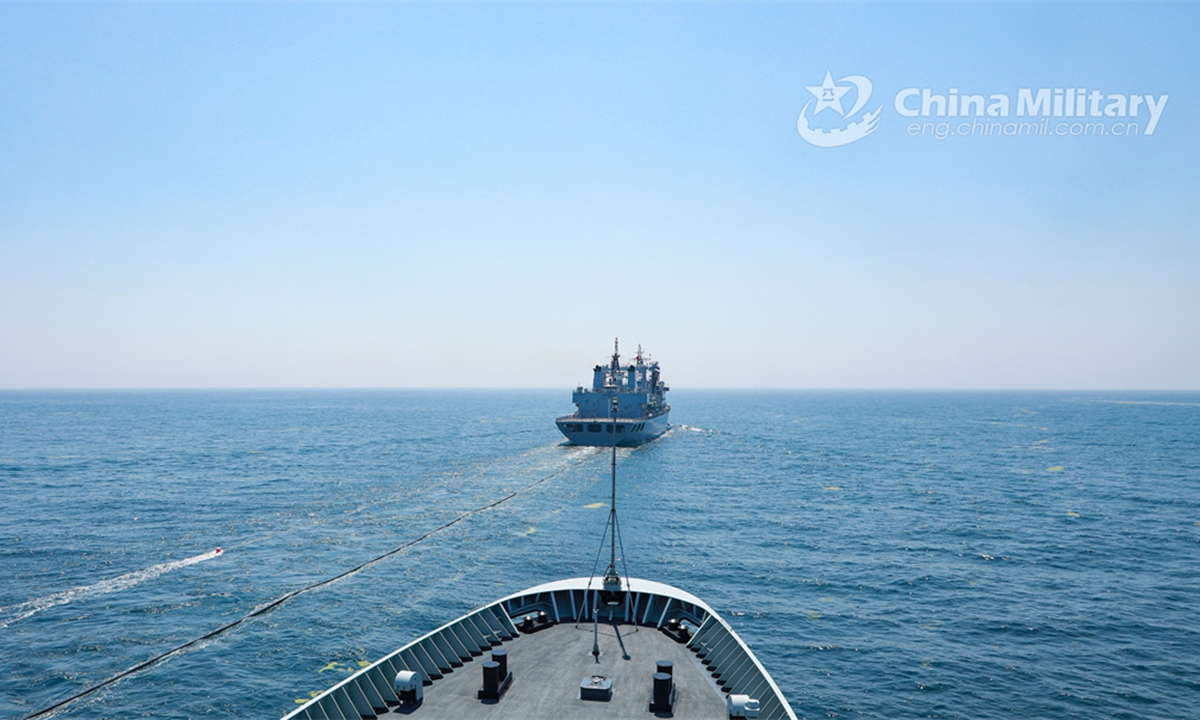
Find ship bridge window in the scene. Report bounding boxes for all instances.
[616,424,626,433]
[588,424,601,433]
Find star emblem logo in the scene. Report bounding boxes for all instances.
[806,71,853,116]
[797,70,882,148]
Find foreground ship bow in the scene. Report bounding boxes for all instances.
[556,340,670,446]
[282,575,797,719]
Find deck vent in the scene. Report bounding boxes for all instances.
[393,670,423,706]
[727,694,761,719]
[580,675,613,701]
[478,650,513,701]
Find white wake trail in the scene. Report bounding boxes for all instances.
[1,548,222,628]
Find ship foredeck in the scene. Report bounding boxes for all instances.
[394,620,726,718]
[285,577,796,720]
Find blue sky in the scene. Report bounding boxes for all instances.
[2,2,1197,389]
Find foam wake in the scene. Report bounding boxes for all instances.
[1,548,222,628]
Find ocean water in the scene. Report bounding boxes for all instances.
[1,390,1198,719]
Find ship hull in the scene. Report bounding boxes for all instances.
[555,409,669,446]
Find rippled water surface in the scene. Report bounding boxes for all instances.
[2,390,1198,719]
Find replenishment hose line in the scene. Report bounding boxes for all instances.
[25,454,593,719]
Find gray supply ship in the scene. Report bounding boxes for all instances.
[282,408,797,720]
[556,340,670,447]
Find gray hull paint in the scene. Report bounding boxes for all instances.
[554,410,669,446]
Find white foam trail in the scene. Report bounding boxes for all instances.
[1,548,221,628]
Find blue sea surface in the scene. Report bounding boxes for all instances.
[1,390,1198,719]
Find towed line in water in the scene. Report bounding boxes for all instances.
[23,453,594,720]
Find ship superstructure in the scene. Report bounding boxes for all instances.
[556,339,669,446]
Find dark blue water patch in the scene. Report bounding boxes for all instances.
[1,389,1198,719]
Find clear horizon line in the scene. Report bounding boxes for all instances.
[2,386,1198,393]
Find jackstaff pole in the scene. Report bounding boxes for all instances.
[609,396,618,577]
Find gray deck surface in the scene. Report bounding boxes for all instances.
[382,622,727,719]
